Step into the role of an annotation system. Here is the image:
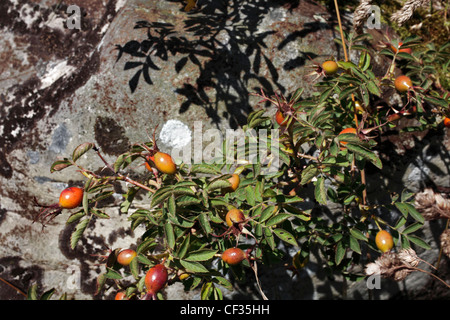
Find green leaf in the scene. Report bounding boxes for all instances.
[406,235,431,250]
[314,176,327,205]
[104,267,122,280]
[129,256,140,279]
[173,186,196,196]
[283,205,311,221]
[397,51,414,60]
[176,234,190,259]
[151,187,173,208]
[259,205,275,223]
[113,153,127,172]
[176,195,202,207]
[395,202,409,218]
[245,185,256,206]
[345,143,382,169]
[70,218,90,249]
[175,181,198,188]
[358,51,371,71]
[50,159,72,173]
[247,109,266,125]
[66,211,85,224]
[300,164,319,185]
[180,260,209,273]
[273,228,298,246]
[290,88,304,103]
[207,179,231,192]
[335,241,346,265]
[394,216,407,230]
[136,254,154,265]
[212,276,233,290]
[91,208,110,219]
[350,228,368,242]
[40,288,56,300]
[349,236,361,254]
[404,203,424,223]
[185,249,218,262]
[265,213,291,227]
[82,178,91,215]
[168,194,176,216]
[263,227,275,250]
[27,284,38,300]
[137,237,157,255]
[201,282,214,300]
[350,66,368,81]
[120,187,139,214]
[198,213,212,235]
[164,222,175,249]
[366,80,381,96]
[249,116,270,128]
[339,86,358,100]
[402,222,423,235]
[72,142,95,162]
[190,164,222,175]
[92,190,114,202]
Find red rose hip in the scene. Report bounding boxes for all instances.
[221,248,246,265]
[225,208,245,227]
[59,187,83,209]
[117,249,137,266]
[153,152,177,174]
[143,264,168,299]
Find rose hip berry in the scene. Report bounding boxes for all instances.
[59,187,84,209]
[152,152,177,175]
[114,291,128,300]
[322,60,339,75]
[275,110,288,126]
[223,174,240,193]
[443,117,450,128]
[225,208,245,227]
[117,249,137,266]
[390,42,412,55]
[375,230,394,253]
[394,75,413,93]
[221,248,246,265]
[143,264,168,300]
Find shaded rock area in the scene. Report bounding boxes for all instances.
[0,0,449,300]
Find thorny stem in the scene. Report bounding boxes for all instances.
[297,153,318,162]
[0,277,27,298]
[93,146,156,193]
[333,0,367,206]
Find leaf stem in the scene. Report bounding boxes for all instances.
[0,277,27,298]
[93,146,155,193]
[333,0,367,206]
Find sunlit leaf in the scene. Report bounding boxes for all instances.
[50,159,72,173]
[72,142,95,162]
[70,218,90,249]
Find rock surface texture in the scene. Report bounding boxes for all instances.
[0,0,449,300]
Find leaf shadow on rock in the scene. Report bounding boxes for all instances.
[115,0,325,129]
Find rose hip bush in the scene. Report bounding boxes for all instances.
[29,21,450,301]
